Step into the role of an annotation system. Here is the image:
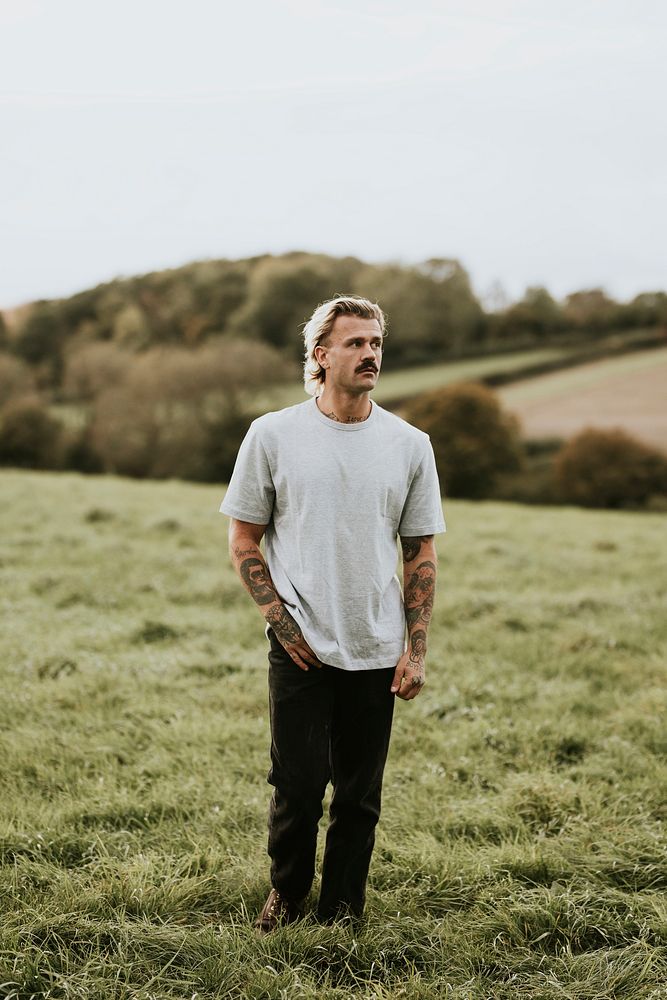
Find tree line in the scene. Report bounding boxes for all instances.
[0,251,666,506]
[2,252,666,388]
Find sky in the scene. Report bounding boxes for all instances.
[1,0,665,310]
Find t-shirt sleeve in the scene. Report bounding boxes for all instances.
[398,438,446,536]
[219,421,275,524]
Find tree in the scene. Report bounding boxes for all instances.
[89,338,289,479]
[352,259,484,366]
[495,286,565,340]
[227,255,335,354]
[0,354,36,407]
[188,259,250,337]
[63,342,133,401]
[402,382,524,499]
[620,291,667,329]
[13,303,66,368]
[112,303,152,348]
[563,288,620,333]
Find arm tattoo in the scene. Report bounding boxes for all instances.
[404,603,423,630]
[405,561,436,615]
[403,559,436,664]
[266,604,303,645]
[232,546,301,643]
[409,628,427,664]
[400,535,433,563]
[239,557,277,606]
[233,546,257,559]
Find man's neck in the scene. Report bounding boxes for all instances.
[317,390,372,424]
[316,390,372,424]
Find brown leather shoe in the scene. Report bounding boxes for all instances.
[255,888,305,934]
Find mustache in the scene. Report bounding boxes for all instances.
[356,362,378,373]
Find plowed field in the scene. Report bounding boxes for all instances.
[499,346,667,451]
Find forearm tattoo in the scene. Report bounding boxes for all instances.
[266,604,303,645]
[403,559,436,665]
[233,545,302,644]
[238,555,277,606]
[409,628,427,665]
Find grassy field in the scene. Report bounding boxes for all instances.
[2,470,667,999]
[499,347,667,452]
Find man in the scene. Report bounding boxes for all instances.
[220,295,445,931]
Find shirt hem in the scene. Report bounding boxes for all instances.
[398,522,446,536]
[219,503,271,524]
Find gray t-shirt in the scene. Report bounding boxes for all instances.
[220,397,446,671]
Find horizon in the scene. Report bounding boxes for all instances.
[1,248,663,317]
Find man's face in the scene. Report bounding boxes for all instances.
[314,315,384,395]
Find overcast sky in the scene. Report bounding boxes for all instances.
[1,0,665,310]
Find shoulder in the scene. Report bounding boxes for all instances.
[251,400,311,432]
[247,399,312,446]
[373,404,431,451]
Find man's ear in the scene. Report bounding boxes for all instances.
[313,343,328,369]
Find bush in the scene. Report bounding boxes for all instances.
[0,396,63,468]
[402,382,524,499]
[555,428,667,509]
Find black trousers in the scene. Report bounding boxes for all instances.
[266,628,396,920]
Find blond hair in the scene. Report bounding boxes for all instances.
[302,295,386,396]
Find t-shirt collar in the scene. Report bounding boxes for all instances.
[311,396,377,431]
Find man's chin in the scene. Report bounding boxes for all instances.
[349,382,376,397]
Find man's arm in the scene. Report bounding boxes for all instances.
[391,535,437,701]
[228,518,321,672]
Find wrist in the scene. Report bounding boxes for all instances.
[407,626,427,664]
[265,603,301,644]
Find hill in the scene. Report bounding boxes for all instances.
[2,251,666,490]
[1,469,666,997]
[2,251,666,387]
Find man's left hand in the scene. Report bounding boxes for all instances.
[391,651,425,701]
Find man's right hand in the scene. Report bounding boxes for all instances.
[267,604,321,671]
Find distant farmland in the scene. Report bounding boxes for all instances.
[252,345,571,414]
[251,342,667,454]
[499,346,667,452]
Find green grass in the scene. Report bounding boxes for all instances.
[1,469,666,998]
